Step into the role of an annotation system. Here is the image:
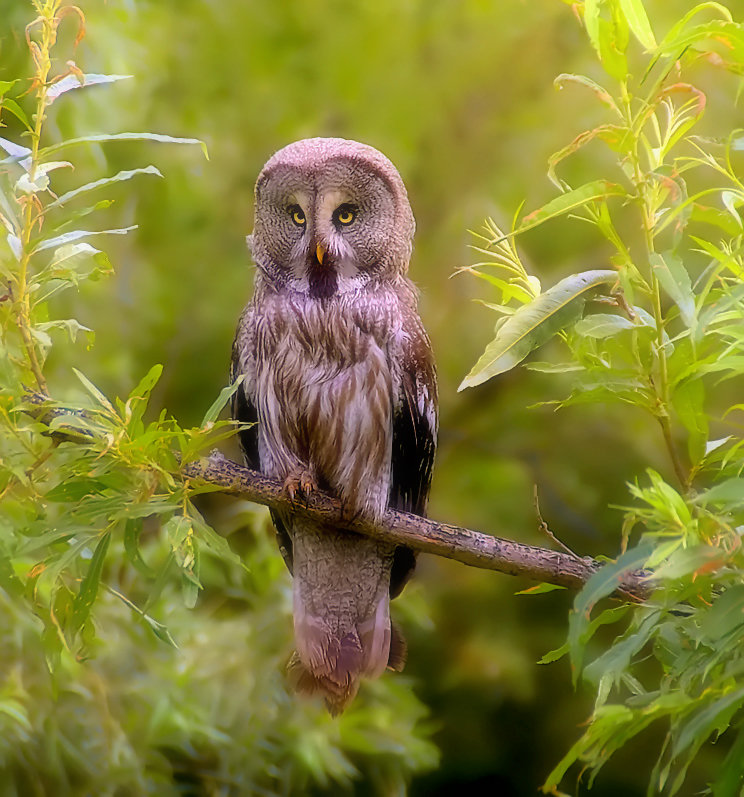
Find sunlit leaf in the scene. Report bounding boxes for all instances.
[45,73,132,105]
[574,313,635,338]
[201,377,244,426]
[33,226,137,254]
[459,270,617,389]
[47,165,163,209]
[650,252,695,328]
[41,132,209,160]
[618,0,657,50]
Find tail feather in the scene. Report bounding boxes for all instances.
[289,524,399,713]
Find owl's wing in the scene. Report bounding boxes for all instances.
[231,307,294,572]
[388,319,438,598]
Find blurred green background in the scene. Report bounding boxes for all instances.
[1,0,740,793]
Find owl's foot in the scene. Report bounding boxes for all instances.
[283,470,317,506]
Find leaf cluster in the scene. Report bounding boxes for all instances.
[0,2,437,792]
[460,1,744,793]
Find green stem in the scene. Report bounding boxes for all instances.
[620,82,688,489]
[14,1,60,393]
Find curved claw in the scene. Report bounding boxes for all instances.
[283,470,317,506]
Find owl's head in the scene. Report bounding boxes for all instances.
[248,138,415,299]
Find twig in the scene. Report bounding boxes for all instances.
[533,484,581,560]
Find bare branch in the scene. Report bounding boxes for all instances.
[185,452,650,601]
[23,392,650,601]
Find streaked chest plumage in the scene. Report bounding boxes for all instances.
[251,286,402,518]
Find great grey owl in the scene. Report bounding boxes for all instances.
[231,137,438,714]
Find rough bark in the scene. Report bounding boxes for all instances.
[184,452,650,601]
[24,393,650,601]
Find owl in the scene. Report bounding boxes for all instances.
[231,138,438,714]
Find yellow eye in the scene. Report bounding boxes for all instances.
[289,205,305,226]
[335,206,356,226]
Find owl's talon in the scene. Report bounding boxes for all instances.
[283,471,317,504]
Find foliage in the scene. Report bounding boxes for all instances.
[461,0,744,793]
[0,2,437,793]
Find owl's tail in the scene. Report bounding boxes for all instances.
[288,612,407,715]
[287,525,406,715]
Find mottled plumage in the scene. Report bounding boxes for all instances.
[231,138,437,713]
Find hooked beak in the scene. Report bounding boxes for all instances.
[315,242,326,266]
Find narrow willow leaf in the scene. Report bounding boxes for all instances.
[37,319,94,345]
[41,132,209,160]
[47,165,163,209]
[553,73,618,112]
[105,584,177,648]
[516,583,566,595]
[33,226,136,254]
[721,190,744,227]
[584,0,602,58]
[42,242,113,285]
[459,270,617,390]
[45,73,132,105]
[191,513,245,569]
[201,376,244,426]
[70,530,111,636]
[1,98,31,130]
[672,378,707,467]
[514,181,626,238]
[694,478,744,510]
[568,542,654,684]
[124,518,155,578]
[15,161,72,194]
[72,368,117,413]
[669,688,744,792]
[0,136,31,169]
[650,252,695,328]
[575,313,635,338]
[618,0,657,49]
[7,232,22,260]
[129,364,163,400]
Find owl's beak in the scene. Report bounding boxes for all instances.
[315,243,326,266]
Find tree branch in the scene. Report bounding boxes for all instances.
[23,393,650,601]
[184,452,650,601]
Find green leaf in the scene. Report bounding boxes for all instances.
[41,132,209,161]
[190,511,245,570]
[0,136,31,168]
[201,376,244,426]
[574,313,636,338]
[668,688,744,794]
[72,368,117,414]
[618,0,657,50]
[515,181,626,238]
[123,518,155,578]
[459,270,617,389]
[37,319,94,346]
[45,73,132,105]
[553,73,618,113]
[70,530,111,636]
[1,98,31,130]
[33,226,137,254]
[584,0,602,59]
[694,478,744,510]
[515,582,566,595]
[46,165,163,209]
[650,252,695,328]
[41,242,113,285]
[671,378,707,467]
[568,542,654,683]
